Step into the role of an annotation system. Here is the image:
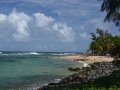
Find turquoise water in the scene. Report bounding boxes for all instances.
[0,52,83,90]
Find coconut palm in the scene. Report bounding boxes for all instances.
[89,28,120,56]
[100,0,120,27]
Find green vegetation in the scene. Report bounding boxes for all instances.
[39,1,120,90]
[62,1,120,90]
[63,1,120,89]
[63,69,120,90]
[100,0,120,27]
[89,28,120,58]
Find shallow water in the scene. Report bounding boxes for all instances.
[0,52,83,90]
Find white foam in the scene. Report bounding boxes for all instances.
[29,52,39,55]
[54,78,61,83]
[52,53,76,56]
[78,61,88,67]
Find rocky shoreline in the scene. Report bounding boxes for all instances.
[37,60,120,90]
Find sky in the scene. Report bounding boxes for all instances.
[0,0,119,52]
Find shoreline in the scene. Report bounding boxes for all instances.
[35,55,115,89]
[38,59,120,90]
[60,55,114,64]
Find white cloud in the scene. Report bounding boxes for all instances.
[33,12,75,42]
[53,23,75,42]
[0,9,75,42]
[8,9,31,41]
[0,14,7,22]
[33,13,54,29]
[0,9,31,42]
[79,32,90,39]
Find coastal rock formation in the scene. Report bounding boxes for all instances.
[38,60,120,90]
[68,67,80,72]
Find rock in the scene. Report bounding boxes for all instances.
[48,83,58,86]
[38,61,119,90]
[68,67,80,72]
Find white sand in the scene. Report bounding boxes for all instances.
[60,55,114,64]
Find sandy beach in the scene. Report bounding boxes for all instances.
[60,55,114,64]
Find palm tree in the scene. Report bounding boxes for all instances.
[96,28,105,37]
[89,28,119,56]
[111,36,120,58]
[99,0,120,27]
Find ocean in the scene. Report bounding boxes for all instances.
[0,51,84,90]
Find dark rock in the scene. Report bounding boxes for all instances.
[38,61,119,90]
[68,67,80,72]
[48,83,58,86]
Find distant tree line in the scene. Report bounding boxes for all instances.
[89,28,120,58]
[88,0,120,58]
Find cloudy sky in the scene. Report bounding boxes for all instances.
[0,0,119,52]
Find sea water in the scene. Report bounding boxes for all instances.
[0,51,83,90]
